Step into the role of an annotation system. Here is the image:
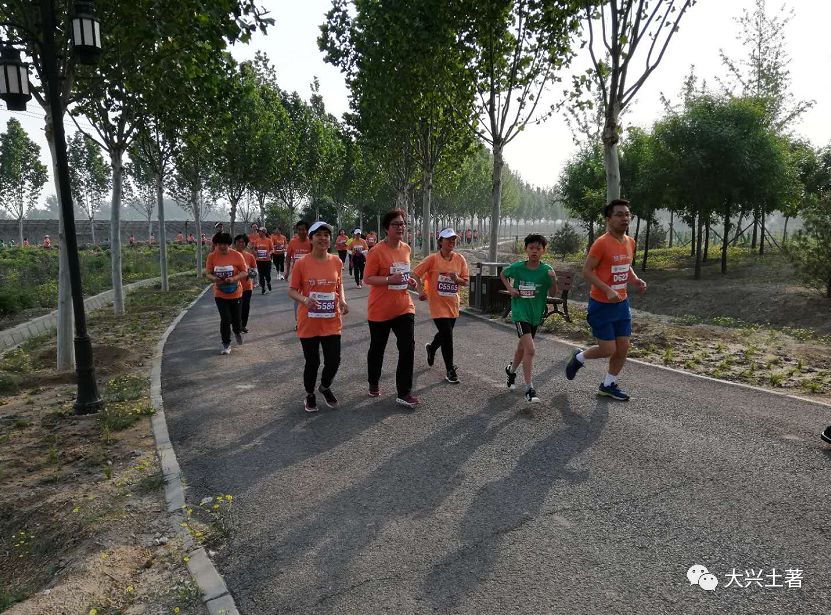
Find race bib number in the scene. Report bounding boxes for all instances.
[308,291,336,319]
[437,274,458,297]
[274,243,285,251]
[518,281,537,298]
[389,262,410,291]
[293,251,308,264]
[214,265,234,280]
[256,249,268,259]
[610,263,630,291]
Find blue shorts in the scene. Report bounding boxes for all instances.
[587,298,632,341]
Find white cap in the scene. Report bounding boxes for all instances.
[353,228,362,235]
[309,221,333,236]
[438,228,458,239]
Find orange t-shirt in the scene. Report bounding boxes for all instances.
[271,234,286,253]
[365,241,415,322]
[335,234,349,251]
[290,253,344,338]
[588,232,636,303]
[247,232,259,245]
[350,238,368,256]
[413,251,469,319]
[287,237,312,267]
[206,250,246,299]
[252,237,274,262]
[238,249,256,292]
[176,233,184,243]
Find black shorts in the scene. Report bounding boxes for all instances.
[515,321,538,339]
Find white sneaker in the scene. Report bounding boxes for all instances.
[220,344,231,355]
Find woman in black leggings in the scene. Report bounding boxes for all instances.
[350,229,368,287]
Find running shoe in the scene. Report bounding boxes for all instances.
[565,349,584,380]
[505,363,517,390]
[304,394,318,413]
[318,385,339,408]
[446,366,460,384]
[597,382,630,401]
[220,344,231,355]
[235,332,244,345]
[426,343,436,367]
[241,327,249,334]
[368,385,381,397]
[395,394,419,409]
[821,425,831,444]
[525,387,541,403]
[267,284,272,292]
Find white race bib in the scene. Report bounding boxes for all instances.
[610,263,630,291]
[518,281,537,298]
[213,265,234,280]
[437,274,458,297]
[293,251,308,264]
[308,291,336,319]
[256,249,269,259]
[389,262,410,291]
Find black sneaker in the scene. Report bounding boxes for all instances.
[565,349,584,381]
[597,382,630,401]
[304,394,318,413]
[821,426,831,444]
[241,327,249,334]
[318,385,338,408]
[505,363,517,390]
[235,332,243,345]
[426,343,436,367]
[445,366,460,384]
[525,387,541,403]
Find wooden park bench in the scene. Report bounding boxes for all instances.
[498,269,574,323]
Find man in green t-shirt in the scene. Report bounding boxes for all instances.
[499,234,559,403]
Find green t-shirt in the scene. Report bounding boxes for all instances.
[503,260,553,326]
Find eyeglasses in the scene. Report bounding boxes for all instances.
[389,221,407,228]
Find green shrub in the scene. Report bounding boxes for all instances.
[549,222,583,257]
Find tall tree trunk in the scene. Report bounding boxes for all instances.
[634,215,641,246]
[488,140,504,261]
[782,215,789,245]
[641,218,651,271]
[668,210,674,247]
[694,213,704,280]
[703,220,710,263]
[602,103,621,203]
[731,211,746,245]
[759,209,766,256]
[147,216,152,242]
[156,171,169,291]
[192,187,202,277]
[110,148,125,315]
[751,207,759,250]
[18,216,23,246]
[690,216,696,257]
[721,206,730,274]
[421,164,433,258]
[90,217,96,245]
[229,196,239,237]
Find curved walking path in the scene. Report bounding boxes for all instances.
[161,280,830,614]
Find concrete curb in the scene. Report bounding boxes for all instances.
[460,307,831,410]
[149,285,242,615]
[0,271,192,354]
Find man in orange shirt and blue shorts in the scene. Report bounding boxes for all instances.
[565,199,647,400]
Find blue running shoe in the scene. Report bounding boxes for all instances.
[565,349,584,381]
[597,382,630,401]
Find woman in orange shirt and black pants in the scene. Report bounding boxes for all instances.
[288,221,349,412]
[205,233,248,354]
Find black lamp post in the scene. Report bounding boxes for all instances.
[1,1,104,414]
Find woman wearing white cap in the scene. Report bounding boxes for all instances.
[287,221,349,412]
[412,228,469,384]
[350,229,368,287]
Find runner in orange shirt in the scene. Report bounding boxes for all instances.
[335,228,349,267]
[412,228,469,384]
[349,229,369,287]
[205,232,248,354]
[270,228,287,280]
[363,209,421,408]
[42,235,52,249]
[288,221,349,413]
[366,231,377,250]
[247,223,260,246]
[176,231,184,244]
[285,220,312,281]
[234,234,257,334]
[565,199,647,401]
[252,227,274,294]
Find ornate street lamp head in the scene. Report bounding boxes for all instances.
[0,45,31,111]
[72,1,102,65]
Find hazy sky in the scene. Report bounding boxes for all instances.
[3,0,830,203]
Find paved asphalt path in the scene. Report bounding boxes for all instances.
[162,276,831,615]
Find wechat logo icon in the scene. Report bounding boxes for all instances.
[688,564,719,591]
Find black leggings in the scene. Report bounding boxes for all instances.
[241,289,252,328]
[353,254,365,285]
[272,253,285,273]
[256,260,271,290]
[338,250,347,264]
[367,313,414,396]
[300,335,341,394]
[214,297,241,344]
[428,317,456,369]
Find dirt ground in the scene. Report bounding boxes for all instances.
[0,277,208,614]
